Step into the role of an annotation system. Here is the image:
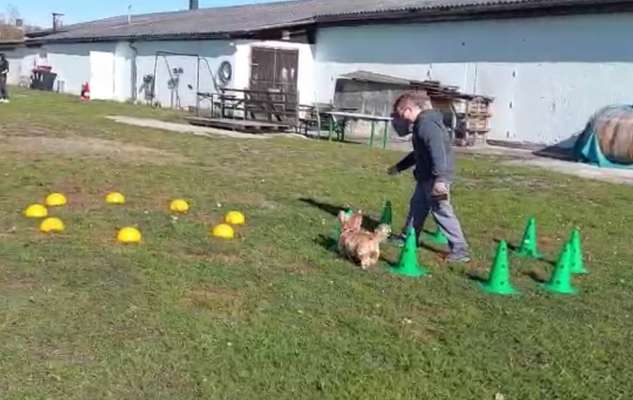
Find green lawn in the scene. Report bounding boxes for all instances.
[1,89,632,399]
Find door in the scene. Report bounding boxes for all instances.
[249,47,299,122]
[90,51,115,100]
[475,64,517,142]
[250,47,298,95]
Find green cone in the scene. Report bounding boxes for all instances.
[569,229,589,275]
[542,242,578,295]
[480,240,519,295]
[516,217,542,259]
[424,227,449,246]
[391,226,428,278]
[380,201,393,227]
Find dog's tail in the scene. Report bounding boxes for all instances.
[372,224,392,243]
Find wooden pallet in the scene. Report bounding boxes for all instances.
[186,117,290,133]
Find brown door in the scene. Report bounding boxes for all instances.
[249,47,299,123]
[250,47,298,94]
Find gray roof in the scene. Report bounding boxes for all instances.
[28,0,633,43]
[339,70,493,100]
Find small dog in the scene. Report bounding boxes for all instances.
[338,210,391,270]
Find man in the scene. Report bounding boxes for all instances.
[0,53,9,103]
[388,92,470,263]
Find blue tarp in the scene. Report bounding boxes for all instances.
[574,105,633,169]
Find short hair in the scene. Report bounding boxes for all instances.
[393,91,431,113]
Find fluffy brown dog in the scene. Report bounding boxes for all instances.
[338,210,391,270]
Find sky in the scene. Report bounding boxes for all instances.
[0,0,283,28]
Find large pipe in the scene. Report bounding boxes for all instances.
[129,41,138,102]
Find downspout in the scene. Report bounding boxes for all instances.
[129,41,138,102]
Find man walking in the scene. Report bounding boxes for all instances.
[388,92,470,262]
[0,53,10,103]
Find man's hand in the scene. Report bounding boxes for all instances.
[432,181,450,198]
[387,165,400,176]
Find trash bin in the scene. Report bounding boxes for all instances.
[30,70,57,91]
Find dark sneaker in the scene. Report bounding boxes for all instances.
[388,234,406,247]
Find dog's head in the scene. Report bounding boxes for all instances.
[339,210,363,232]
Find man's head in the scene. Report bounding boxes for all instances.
[0,53,5,61]
[391,92,433,136]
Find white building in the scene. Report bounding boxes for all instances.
[3,0,633,147]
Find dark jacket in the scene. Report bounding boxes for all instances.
[0,58,8,77]
[395,110,455,183]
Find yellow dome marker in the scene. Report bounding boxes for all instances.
[45,193,68,207]
[106,192,126,205]
[40,217,65,233]
[117,227,142,244]
[24,204,48,218]
[211,224,235,240]
[225,211,246,225]
[170,199,190,214]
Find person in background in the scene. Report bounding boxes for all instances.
[0,53,10,103]
[387,91,470,263]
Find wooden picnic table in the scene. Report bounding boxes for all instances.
[326,111,393,149]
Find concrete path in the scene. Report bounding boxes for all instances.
[504,158,633,185]
[107,116,307,141]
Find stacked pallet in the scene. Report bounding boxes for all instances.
[464,96,493,145]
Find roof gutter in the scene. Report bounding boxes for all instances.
[25,19,315,46]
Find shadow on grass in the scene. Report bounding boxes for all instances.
[493,237,519,251]
[315,234,338,256]
[300,197,382,231]
[466,270,487,283]
[524,268,549,283]
[493,237,557,266]
[420,242,449,256]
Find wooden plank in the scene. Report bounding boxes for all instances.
[326,111,392,122]
[186,117,290,133]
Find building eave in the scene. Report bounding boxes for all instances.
[315,0,633,25]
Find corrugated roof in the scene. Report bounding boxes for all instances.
[339,70,494,100]
[315,0,633,18]
[340,71,416,85]
[27,0,633,43]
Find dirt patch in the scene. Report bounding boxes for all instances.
[46,180,102,210]
[0,278,38,290]
[1,123,56,138]
[0,135,188,165]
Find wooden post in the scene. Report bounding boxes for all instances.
[369,121,376,147]
[382,120,389,149]
[329,116,333,141]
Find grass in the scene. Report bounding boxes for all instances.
[1,88,632,399]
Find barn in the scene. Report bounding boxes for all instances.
[3,0,633,147]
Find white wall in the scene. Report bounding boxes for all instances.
[114,42,134,101]
[133,39,237,108]
[4,38,315,110]
[2,47,36,85]
[315,13,633,146]
[38,42,115,95]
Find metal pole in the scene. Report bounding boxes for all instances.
[151,53,159,104]
[196,56,200,116]
[369,121,376,147]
